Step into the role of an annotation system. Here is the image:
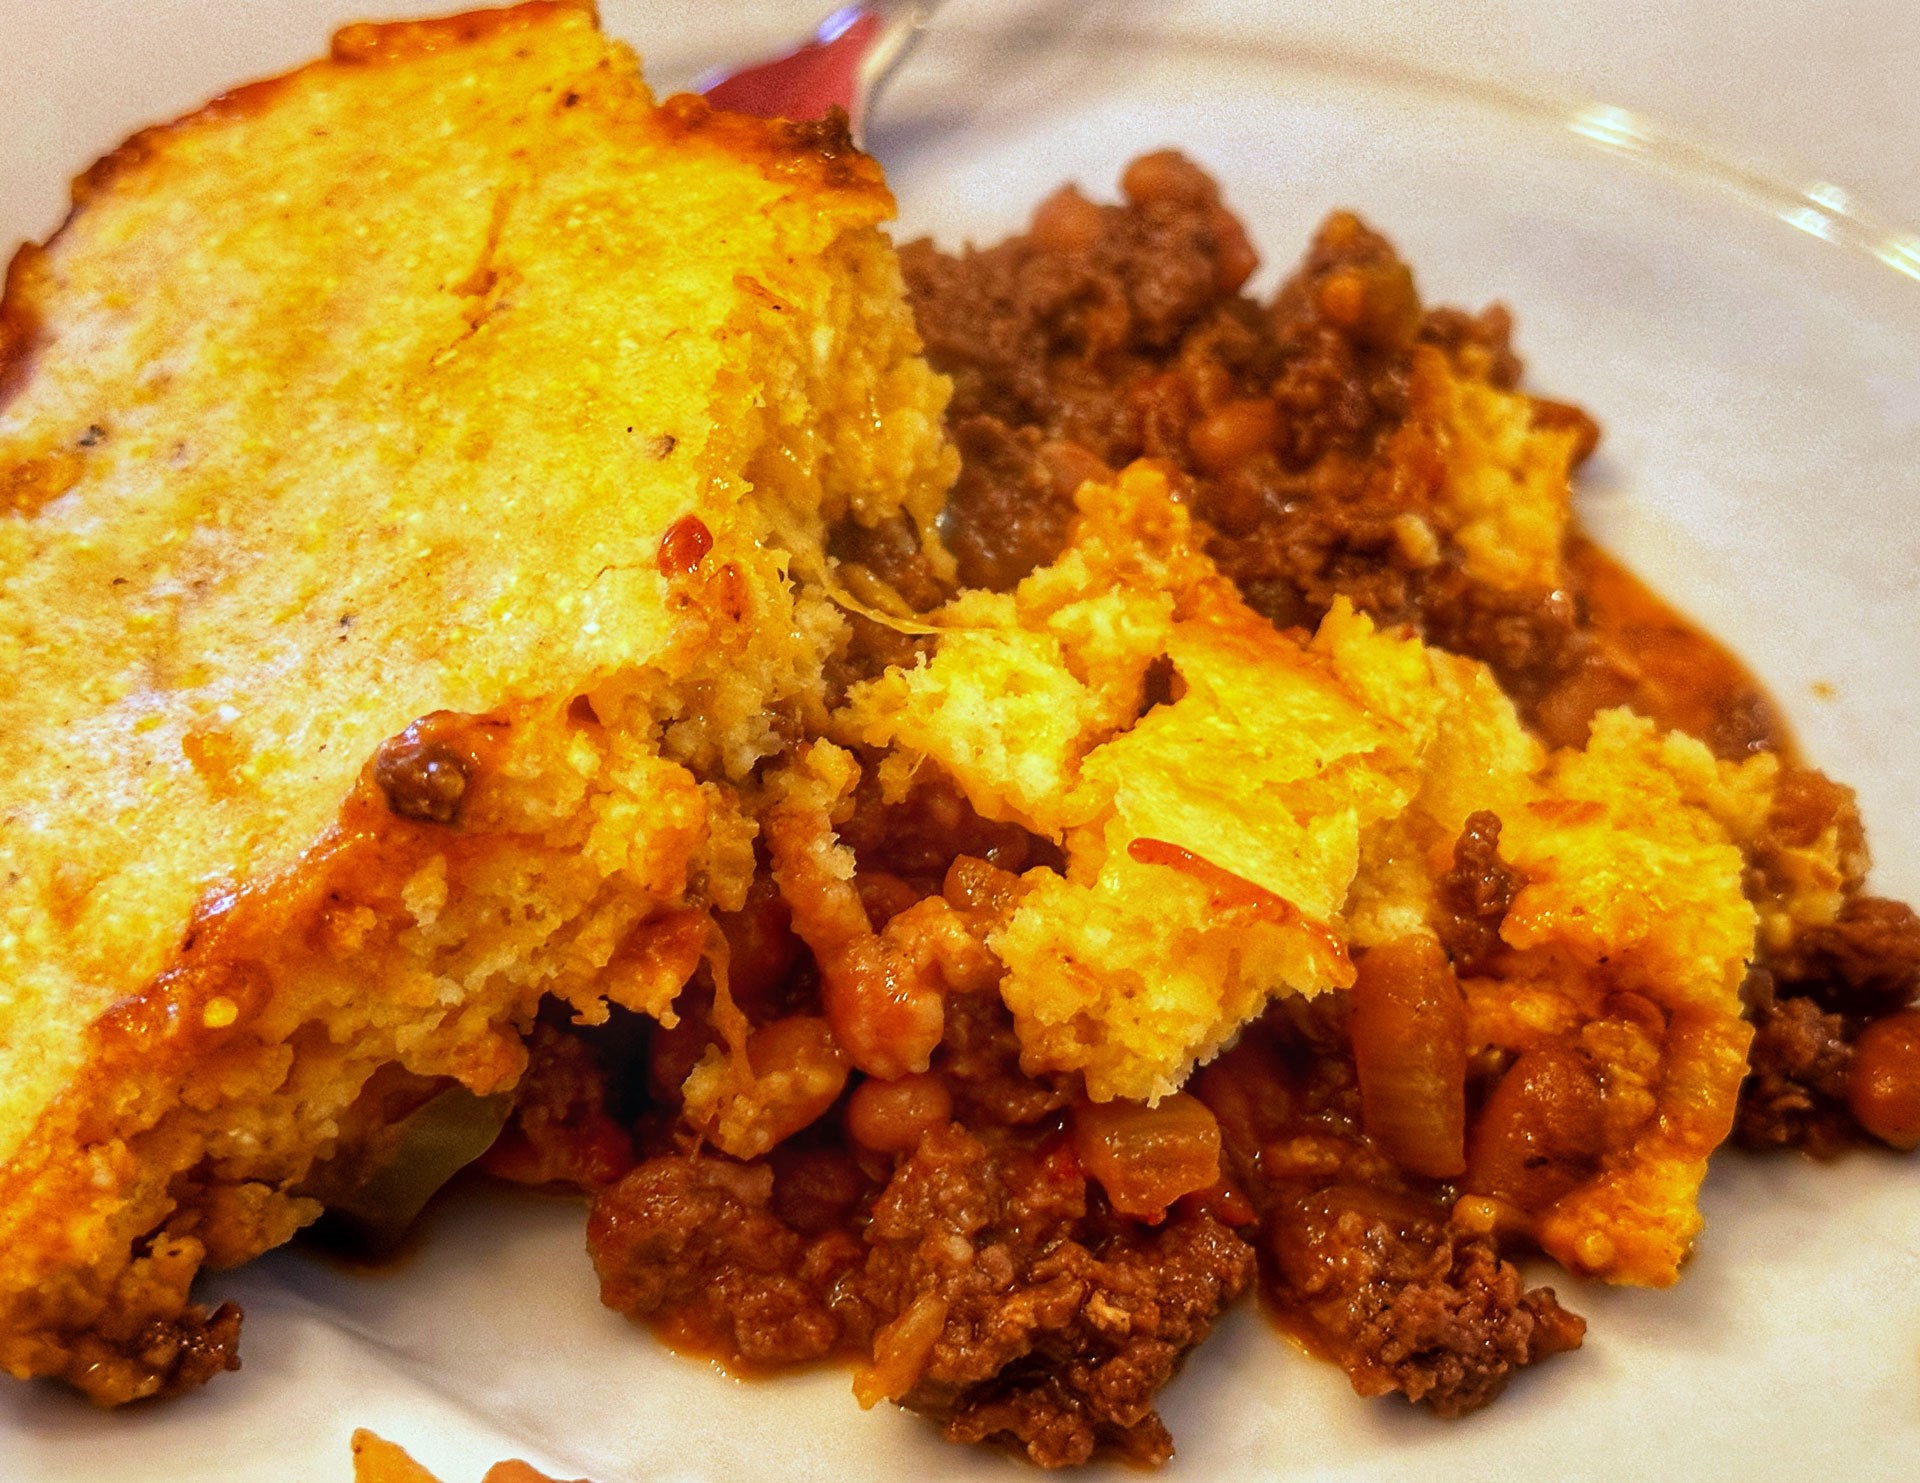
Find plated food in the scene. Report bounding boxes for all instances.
[0,0,949,1405]
[2,2,1916,1476]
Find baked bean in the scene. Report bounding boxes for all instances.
[1176,346,1235,414]
[1315,269,1368,331]
[767,808,946,1079]
[1348,935,1468,1179]
[1121,150,1215,207]
[743,1015,850,1148]
[1189,397,1279,477]
[855,871,923,929]
[1038,439,1112,504]
[714,876,802,1010]
[1847,1008,1920,1150]
[1029,185,1105,254]
[1312,259,1419,349]
[1208,207,1259,294]
[1466,1044,1605,1210]
[846,1072,953,1154]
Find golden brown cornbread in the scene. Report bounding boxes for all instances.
[844,459,1848,1283]
[0,1,952,1402]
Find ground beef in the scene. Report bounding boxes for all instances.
[479,1023,636,1191]
[1434,811,1522,975]
[588,1113,1253,1467]
[1737,897,1920,1152]
[1729,766,1920,1151]
[110,1299,244,1401]
[833,761,1054,887]
[1770,896,1920,1014]
[1735,973,1857,1153]
[939,416,1088,593]
[871,1124,1256,1468]
[935,1214,1255,1466]
[581,769,1240,1465]
[1195,1004,1584,1415]
[897,153,1774,759]
[1263,1189,1584,1416]
[938,976,1072,1129]
[587,1154,859,1369]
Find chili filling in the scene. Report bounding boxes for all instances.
[465,154,1920,1468]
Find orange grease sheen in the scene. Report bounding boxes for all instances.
[1566,537,1789,757]
[657,514,714,577]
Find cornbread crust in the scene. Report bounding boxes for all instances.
[0,2,952,1401]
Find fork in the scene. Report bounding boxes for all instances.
[697,1,943,144]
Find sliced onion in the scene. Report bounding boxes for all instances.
[1349,935,1468,1179]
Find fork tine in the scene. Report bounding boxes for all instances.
[698,2,940,144]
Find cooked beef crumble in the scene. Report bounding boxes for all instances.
[1434,811,1523,977]
[896,150,1744,754]
[583,873,1255,1467]
[1737,897,1920,1153]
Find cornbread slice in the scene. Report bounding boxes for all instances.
[0,1,951,1402]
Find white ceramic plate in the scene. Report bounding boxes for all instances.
[5,4,1919,1480]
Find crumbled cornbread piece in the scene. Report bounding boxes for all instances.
[848,461,1842,1282]
[850,467,1417,1099]
[1372,706,1768,1283]
[1418,342,1585,594]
